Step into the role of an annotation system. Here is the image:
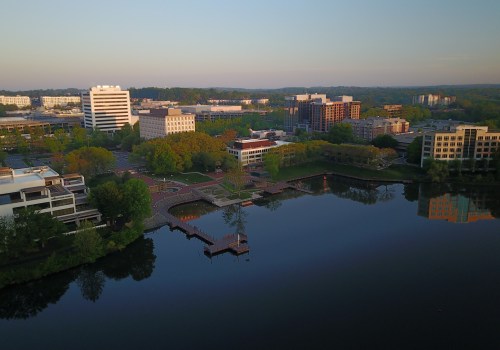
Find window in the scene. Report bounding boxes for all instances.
[437,142,442,147]
[437,136,442,141]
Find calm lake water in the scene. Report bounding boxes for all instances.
[1,177,500,349]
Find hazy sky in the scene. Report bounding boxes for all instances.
[2,0,500,90]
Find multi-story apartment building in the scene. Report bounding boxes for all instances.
[139,108,195,140]
[421,125,500,167]
[41,96,81,108]
[285,94,360,133]
[413,94,456,107]
[0,166,101,225]
[310,101,346,133]
[227,139,291,167]
[81,85,132,132]
[0,95,31,108]
[284,94,327,132]
[383,105,403,118]
[342,117,410,141]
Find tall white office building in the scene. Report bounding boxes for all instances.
[81,85,132,132]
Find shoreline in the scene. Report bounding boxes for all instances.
[2,167,499,290]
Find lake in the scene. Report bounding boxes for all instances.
[1,176,500,349]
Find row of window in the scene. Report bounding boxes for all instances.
[435,153,493,159]
[436,142,463,147]
[478,136,499,140]
[436,136,463,141]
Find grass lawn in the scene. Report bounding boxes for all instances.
[274,161,425,182]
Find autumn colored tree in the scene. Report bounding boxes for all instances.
[65,147,115,178]
[219,129,237,145]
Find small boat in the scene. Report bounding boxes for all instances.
[240,200,253,207]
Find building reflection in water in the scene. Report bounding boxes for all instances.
[418,187,494,223]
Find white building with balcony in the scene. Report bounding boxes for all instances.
[0,166,101,225]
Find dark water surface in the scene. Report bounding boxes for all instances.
[1,177,500,349]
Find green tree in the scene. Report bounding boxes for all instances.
[89,181,124,227]
[224,167,246,196]
[12,207,65,252]
[0,216,16,259]
[44,129,70,153]
[122,178,151,222]
[372,134,398,149]
[406,136,422,164]
[70,126,88,149]
[74,221,103,263]
[361,107,389,118]
[264,152,280,179]
[327,123,354,144]
[427,159,449,182]
[0,150,7,166]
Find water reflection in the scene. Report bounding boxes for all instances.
[1,177,500,321]
[417,183,500,223]
[222,205,248,234]
[0,236,156,319]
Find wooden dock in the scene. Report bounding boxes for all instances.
[264,182,314,195]
[148,192,249,257]
[204,233,249,256]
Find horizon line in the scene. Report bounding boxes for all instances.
[1,83,500,92]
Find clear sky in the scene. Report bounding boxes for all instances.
[2,0,500,90]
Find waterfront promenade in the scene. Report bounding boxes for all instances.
[143,175,250,257]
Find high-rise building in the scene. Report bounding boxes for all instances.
[284,94,360,132]
[310,101,347,133]
[421,125,500,167]
[284,94,327,132]
[81,85,132,132]
[139,108,195,140]
[0,95,31,108]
